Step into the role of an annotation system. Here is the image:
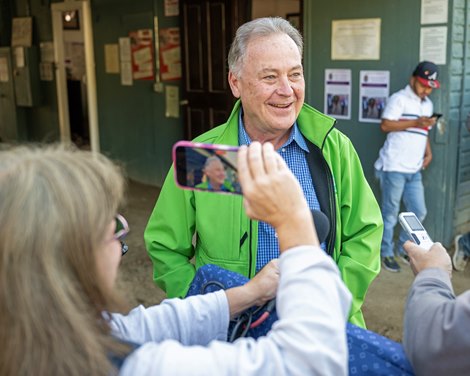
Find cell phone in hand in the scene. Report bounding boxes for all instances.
[431,113,442,119]
[172,141,242,195]
[398,212,433,251]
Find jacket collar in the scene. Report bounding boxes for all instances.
[214,100,336,148]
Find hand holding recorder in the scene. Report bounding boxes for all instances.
[403,242,452,277]
[398,212,433,250]
[399,212,452,277]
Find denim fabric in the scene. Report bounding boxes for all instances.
[375,170,426,258]
[459,232,470,257]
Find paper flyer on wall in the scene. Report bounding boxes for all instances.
[324,69,351,120]
[159,27,181,81]
[359,70,390,123]
[129,29,154,80]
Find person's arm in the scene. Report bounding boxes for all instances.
[422,138,432,169]
[380,92,436,133]
[380,117,435,132]
[111,258,279,344]
[334,139,383,327]
[110,290,229,346]
[225,259,278,318]
[403,242,470,375]
[144,166,197,298]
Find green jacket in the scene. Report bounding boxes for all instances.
[145,101,383,327]
[195,180,235,192]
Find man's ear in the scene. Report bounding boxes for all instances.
[228,71,241,98]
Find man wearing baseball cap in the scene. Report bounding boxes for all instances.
[374,61,440,273]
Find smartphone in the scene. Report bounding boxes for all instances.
[431,112,442,119]
[172,141,242,194]
[398,212,433,250]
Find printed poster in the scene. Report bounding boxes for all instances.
[159,27,181,81]
[421,0,448,25]
[420,26,447,65]
[324,69,351,120]
[359,70,390,123]
[129,29,154,80]
[11,17,32,47]
[164,0,179,16]
[331,18,381,60]
[0,57,9,82]
[104,44,119,74]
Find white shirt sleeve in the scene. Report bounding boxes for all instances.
[381,91,406,121]
[110,291,229,346]
[118,246,352,376]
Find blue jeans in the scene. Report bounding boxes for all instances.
[375,170,427,258]
[459,232,470,256]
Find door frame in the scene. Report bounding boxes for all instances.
[51,0,100,152]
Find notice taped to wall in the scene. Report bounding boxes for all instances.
[331,18,381,60]
[129,29,154,80]
[324,69,351,120]
[159,27,181,81]
[359,70,389,123]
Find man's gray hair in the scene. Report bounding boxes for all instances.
[203,156,222,170]
[228,17,303,78]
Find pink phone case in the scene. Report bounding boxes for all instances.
[172,140,241,195]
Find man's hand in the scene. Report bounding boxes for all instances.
[403,241,452,277]
[416,116,436,129]
[237,142,318,251]
[381,117,436,132]
[422,154,432,169]
[422,139,432,170]
[245,259,279,306]
[225,259,279,318]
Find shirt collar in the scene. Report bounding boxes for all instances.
[405,84,429,103]
[237,107,309,152]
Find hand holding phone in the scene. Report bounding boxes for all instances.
[398,212,433,251]
[431,112,442,120]
[173,141,241,194]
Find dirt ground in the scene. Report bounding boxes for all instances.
[117,180,469,342]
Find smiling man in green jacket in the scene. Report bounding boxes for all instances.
[144,17,383,327]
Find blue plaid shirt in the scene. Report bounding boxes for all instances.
[238,110,323,272]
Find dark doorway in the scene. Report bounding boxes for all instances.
[67,79,89,146]
[62,10,90,148]
[180,0,250,140]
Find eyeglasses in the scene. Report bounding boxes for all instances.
[114,214,130,256]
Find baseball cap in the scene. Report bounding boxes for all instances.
[413,61,440,89]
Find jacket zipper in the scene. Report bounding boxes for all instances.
[248,220,253,278]
[321,121,338,256]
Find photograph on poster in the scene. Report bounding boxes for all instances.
[361,97,386,120]
[327,94,349,117]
